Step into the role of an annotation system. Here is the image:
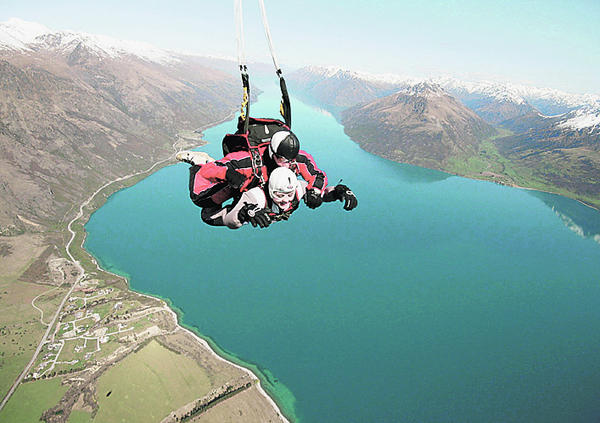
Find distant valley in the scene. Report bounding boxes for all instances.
[288,66,600,208]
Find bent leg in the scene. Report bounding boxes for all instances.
[200,206,231,227]
[188,165,231,208]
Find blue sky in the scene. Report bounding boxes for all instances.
[2,0,599,94]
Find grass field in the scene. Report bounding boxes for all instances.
[33,285,70,328]
[94,340,214,422]
[442,135,600,209]
[0,378,67,422]
[68,409,93,423]
[0,234,54,400]
[0,279,50,397]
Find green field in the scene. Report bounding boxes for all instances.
[0,280,49,401]
[68,410,93,423]
[443,136,600,209]
[93,340,213,422]
[0,378,67,422]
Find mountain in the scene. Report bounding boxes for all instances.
[0,18,241,234]
[494,107,600,201]
[289,66,600,124]
[437,80,536,125]
[497,107,600,155]
[288,66,410,117]
[291,65,600,207]
[342,82,497,168]
[289,66,541,124]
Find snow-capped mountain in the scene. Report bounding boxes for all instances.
[0,17,178,64]
[557,106,600,134]
[437,76,600,117]
[287,66,412,117]
[0,18,240,232]
[437,77,529,105]
[289,65,600,207]
[399,81,448,98]
[0,18,49,49]
[289,65,600,128]
[300,65,418,86]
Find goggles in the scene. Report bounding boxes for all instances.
[274,154,293,163]
[272,190,295,199]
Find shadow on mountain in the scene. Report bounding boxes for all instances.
[528,191,600,243]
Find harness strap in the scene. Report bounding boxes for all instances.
[233,0,289,187]
[249,147,265,187]
[270,197,300,221]
[240,72,250,134]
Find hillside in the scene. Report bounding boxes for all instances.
[342,82,497,169]
[0,19,291,423]
[494,107,600,202]
[291,66,600,208]
[0,18,240,234]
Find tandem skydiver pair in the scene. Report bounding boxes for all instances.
[176,124,357,230]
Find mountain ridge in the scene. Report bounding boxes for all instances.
[342,82,497,168]
[290,65,600,118]
[0,18,241,234]
[290,65,600,208]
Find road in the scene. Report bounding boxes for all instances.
[0,147,179,411]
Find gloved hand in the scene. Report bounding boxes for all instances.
[238,203,272,228]
[334,184,358,211]
[304,189,323,209]
[225,168,246,190]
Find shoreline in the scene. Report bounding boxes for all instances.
[76,118,292,421]
[2,112,292,421]
[412,162,600,212]
[86,257,293,423]
[471,175,600,212]
[453,166,600,212]
[354,139,600,213]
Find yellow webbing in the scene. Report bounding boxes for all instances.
[240,86,249,120]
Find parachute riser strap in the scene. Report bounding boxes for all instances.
[279,75,292,128]
[235,0,250,134]
[258,0,291,128]
[240,70,250,134]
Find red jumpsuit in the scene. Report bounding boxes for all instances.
[188,147,327,226]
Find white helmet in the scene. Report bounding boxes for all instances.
[268,167,298,204]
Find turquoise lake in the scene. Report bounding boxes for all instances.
[85,88,600,422]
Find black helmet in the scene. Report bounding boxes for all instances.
[269,131,300,160]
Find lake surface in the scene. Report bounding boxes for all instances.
[85,87,600,423]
